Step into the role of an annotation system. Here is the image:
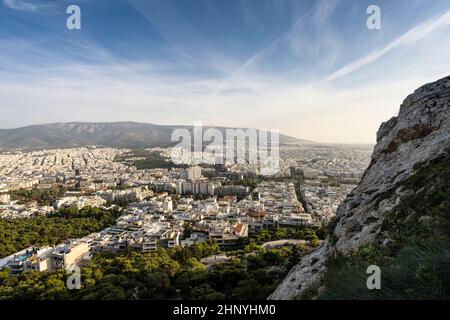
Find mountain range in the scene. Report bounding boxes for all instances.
[0,122,308,150]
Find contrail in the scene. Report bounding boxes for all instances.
[325,9,450,82]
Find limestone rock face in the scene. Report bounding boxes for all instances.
[269,76,450,300]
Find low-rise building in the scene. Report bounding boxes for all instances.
[51,242,90,269]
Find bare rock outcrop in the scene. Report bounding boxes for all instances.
[270,75,450,300]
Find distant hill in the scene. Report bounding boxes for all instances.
[0,122,310,150]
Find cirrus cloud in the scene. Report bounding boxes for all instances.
[3,0,47,12]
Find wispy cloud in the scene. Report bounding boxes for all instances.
[312,0,340,27]
[325,9,450,82]
[214,5,316,95]
[3,0,43,11]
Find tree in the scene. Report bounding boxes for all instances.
[184,257,206,271]
[203,292,225,300]
[233,279,265,299]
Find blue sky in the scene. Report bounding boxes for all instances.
[1,0,450,143]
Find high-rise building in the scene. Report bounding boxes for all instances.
[186,166,202,181]
[0,193,10,204]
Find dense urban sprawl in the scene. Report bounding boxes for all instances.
[0,144,372,275]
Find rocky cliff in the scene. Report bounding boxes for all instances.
[270,75,450,300]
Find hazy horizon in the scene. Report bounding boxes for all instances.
[1,0,450,143]
[0,120,379,146]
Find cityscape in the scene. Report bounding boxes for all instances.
[0,143,372,274]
